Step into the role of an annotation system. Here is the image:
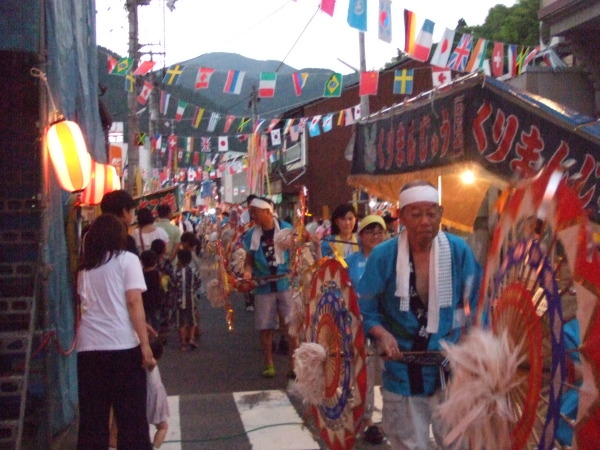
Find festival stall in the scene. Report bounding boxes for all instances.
[348,72,600,231]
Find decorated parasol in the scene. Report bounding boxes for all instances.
[293,258,367,450]
[439,167,600,449]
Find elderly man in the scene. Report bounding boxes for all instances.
[242,197,295,378]
[357,181,481,450]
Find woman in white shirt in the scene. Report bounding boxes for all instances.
[77,213,155,449]
[132,207,169,253]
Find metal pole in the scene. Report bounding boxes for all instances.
[358,32,370,118]
[126,0,140,195]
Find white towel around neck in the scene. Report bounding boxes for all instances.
[395,230,453,334]
[250,220,285,265]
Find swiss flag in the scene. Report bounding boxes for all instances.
[492,42,505,78]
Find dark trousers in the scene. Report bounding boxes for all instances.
[77,346,151,450]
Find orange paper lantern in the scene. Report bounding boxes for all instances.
[46,120,92,192]
[80,160,121,205]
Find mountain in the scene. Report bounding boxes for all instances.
[98,48,359,147]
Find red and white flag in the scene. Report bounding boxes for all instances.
[133,60,156,76]
[267,119,280,133]
[107,55,117,74]
[432,67,451,87]
[429,28,455,68]
[492,42,504,78]
[218,136,229,152]
[137,81,153,105]
[195,67,215,90]
[223,115,236,133]
[411,19,435,62]
[522,46,540,70]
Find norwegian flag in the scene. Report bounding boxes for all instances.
[447,34,473,71]
[201,137,211,152]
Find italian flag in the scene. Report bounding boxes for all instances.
[258,72,277,98]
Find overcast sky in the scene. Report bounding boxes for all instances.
[96,0,518,74]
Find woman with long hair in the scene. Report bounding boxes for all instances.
[132,207,169,253]
[77,213,155,449]
[320,203,359,261]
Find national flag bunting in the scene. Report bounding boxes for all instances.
[522,46,540,71]
[224,115,236,133]
[347,0,367,32]
[507,44,518,77]
[107,55,118,74]
[218,136,229,152]
[160,91,170,115]
[237,117,252,133]
[447,34,473,71]
[201,137,211,152]
[492,42,505,78]
[292,72,309,96]
[432,67,451,87]
[378,0,392,43]
[163,64,184,85]
[308,115,321,137]
[111,57,133,76]
[320,0,336,16]
[192,107,205,129]
[344,108,355,126]
[267,119,280,133]
[124,73,135,92]
[137,81,153,105]
[430,28,455,68]
[283,118,295,135]
[359,71,379,96]
[258,72,277,98]
[175,100,187,122]
[393,69,414,94]
[322,113,333,132]
[223,70,245,94]
[354,105,361,120]
[465,38,488,72]
[195,67,215,90]
[270,129,282,146]
[323,72,342,97]
[253,119,266,134]
[133,60,156,76]
[411,19,435,62]
[207,113,221,132]
[403,9,417,54]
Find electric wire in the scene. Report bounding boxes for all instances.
[275,5,320,73]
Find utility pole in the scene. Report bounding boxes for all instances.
[126,0,140,195]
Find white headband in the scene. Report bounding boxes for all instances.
[250,198,273,212]
[399,185,439,209]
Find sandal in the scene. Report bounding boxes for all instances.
[262,365,276,378]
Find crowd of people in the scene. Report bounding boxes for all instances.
[75,180,489,449]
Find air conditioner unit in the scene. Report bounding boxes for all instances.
[283,132,306,170]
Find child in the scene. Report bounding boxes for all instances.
[174,248,201,351]
[147,337,169,449]
[108,337,169,450]
[139,250,163,332]
[151,239,175,341]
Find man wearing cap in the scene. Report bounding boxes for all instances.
[242,197,295,378]
[356,181,481,449]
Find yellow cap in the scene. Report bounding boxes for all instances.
[358,215,386,234]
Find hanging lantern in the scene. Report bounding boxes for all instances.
[46,119,92,192]
[80,160,121,205]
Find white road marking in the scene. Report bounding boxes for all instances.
[233,390,320,449]
[158,396,181,450]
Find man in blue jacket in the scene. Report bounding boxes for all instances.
[357,180,481,449]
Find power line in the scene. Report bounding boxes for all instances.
[221,0,291,47]
[275,5,320,73]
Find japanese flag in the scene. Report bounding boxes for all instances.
[430,28,455,68]
[218,136,229,152]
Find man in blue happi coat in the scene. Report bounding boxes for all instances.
[357,180,482,449]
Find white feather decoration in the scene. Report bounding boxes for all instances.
[274,228,294,250]
[292,342,327,405]
[287,290,306,339]
[437,329,526,450]
[230,248,246,275]
[205,278,227,308]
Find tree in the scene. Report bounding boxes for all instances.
[463,0,540,46]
